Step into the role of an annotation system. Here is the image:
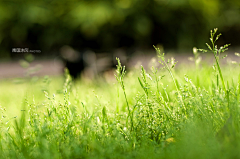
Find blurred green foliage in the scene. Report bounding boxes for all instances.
[0,0,240,59]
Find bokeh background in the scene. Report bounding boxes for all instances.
[0,0,240,78]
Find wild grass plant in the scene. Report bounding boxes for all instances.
[0,29,240,158]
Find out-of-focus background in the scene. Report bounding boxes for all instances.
[0,0,240,78]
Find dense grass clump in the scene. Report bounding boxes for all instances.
[1,29,240,158]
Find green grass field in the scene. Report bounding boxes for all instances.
[1,29,240,159]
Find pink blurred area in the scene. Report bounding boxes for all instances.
[0,60,63,79]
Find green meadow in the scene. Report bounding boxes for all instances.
[1,29,240,159]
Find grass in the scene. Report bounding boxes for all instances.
[1,29,240,158]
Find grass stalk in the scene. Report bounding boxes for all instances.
[153,46,185,111]
[199,28,230,94]
[115,57,134,131]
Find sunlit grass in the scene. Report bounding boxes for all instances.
[1,29,240,158]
